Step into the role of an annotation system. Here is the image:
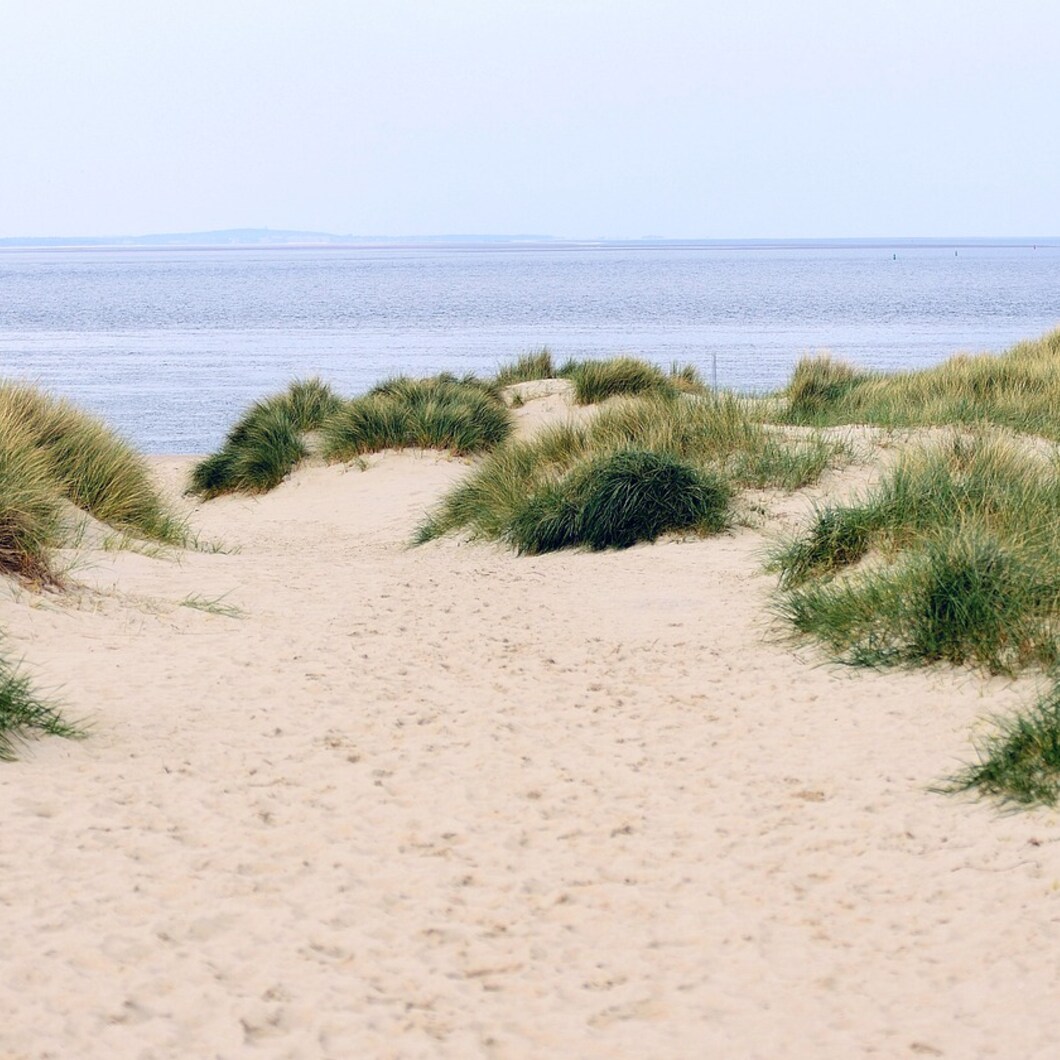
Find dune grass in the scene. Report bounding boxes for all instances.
[778,327,1060,439]
[943,684,1060,807]
[321,374,513,462]
[507,449,730,554]
[1,382,184,545]
[769,421,1060,807]
[417,392,840,549]
[0,410,65,582]
[494,351,709,402]
[559,356,680,405]
[494,348,556,387]
[0,653,80,761]
[0,383,183,580]
[772,433,1060,675]
[190,378,343,498]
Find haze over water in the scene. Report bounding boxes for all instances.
[1,239,1057,453]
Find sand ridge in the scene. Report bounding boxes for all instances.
[2,394,1060,1058]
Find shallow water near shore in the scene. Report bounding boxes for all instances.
[1,239,1058,452]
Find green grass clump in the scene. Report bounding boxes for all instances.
[784,356,872,419]
[0,411,64,582]
[417,392,839,547]
[494,349,556,387]
[508,449,730,554]
[560,356,678,405]
[0,382,183,550]
[667,362,710,396]
[190,378,342,498]
[778,327,1060,439]
[773,433,1060,675]
[945,685,1060,807]
[0,653,80,761]
[321,375,513,461]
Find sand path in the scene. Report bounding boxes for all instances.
[2,406,1059,1058]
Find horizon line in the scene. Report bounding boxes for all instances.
[1,228,1058,250]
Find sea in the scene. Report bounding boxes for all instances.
[0,239,1057,453]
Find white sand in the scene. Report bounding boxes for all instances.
[3,393,1060,1058]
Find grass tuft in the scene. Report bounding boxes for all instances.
[0,411,64,582]
[773,432,1060,675]
[784,356,871,419]
[417,392,839,547]
[189,378,341,497]
[495,349,556,387]
[560,356,677,405]
[321,375,513,461]
[945,685,1060,807]
[180,593,246,618]
[508,449,729,554]
[0,653,80,761]
[0,382,183,568]
[777,327,1060,439]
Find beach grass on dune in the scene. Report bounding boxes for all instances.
[416,392,840,549]
[560,356,680,404]
[494,349,556,387]
[495,350,709,401]
[189,377,342,497]
[772,432,1060,675]
[776,327,1060,439]
[0,410,65,582]
[0,382,184,567]
[507,448,730,554]
[0,653,80,761]
[321,374,513,462]
[942,684,1060,807]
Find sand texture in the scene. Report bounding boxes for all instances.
[3,392,1060,1059]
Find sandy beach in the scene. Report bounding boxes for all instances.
[3,389,1059,1059]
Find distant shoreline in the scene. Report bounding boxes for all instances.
[2,236,1057,253]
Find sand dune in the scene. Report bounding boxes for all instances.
[2,392,1059,1058]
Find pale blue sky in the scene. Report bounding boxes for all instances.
[2,0,1058,238]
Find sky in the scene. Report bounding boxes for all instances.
[2,0,1058,239]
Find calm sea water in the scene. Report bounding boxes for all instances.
[1,240,1057,453]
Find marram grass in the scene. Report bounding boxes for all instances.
[561,356,678,405]
[777,326,1060,439]
[417,392,840,548]
[0,409,64,581]
[321,375,513,462]
[943,684,1060,807]
[772,432,1060,675]
[507,448,729,554]
[193,375,514,497]
[0,652,80,761]
[494,349,556,387]
[190,378,342,497]
[0,382,184,581]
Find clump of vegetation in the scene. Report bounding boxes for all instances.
[0,653,80,761]
[494,348,556,387]
[944,685,1060,807]
[0,411,64,582]
[778,327,1060,439]
[508,449,729,554]
[668,362,710,395]
[773,433,1060,675]
[417,392,840,547]
[321,374,513,462]
[190,378,343,498]
[784,356,872,419]
[0,382,183,572]
[560,356,676,405]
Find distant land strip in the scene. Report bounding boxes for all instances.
[0,229,1056,251]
